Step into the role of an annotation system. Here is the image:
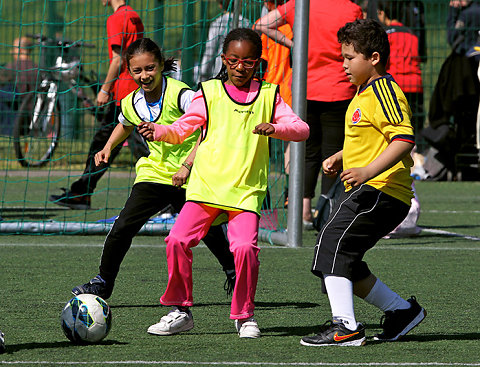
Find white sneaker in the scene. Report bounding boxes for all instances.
[235,317,261,338]
[147,307,194,335]
[303,220,314,231]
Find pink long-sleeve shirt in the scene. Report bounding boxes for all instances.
[152,80,309,143]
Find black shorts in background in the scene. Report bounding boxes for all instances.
[311,184,410,282]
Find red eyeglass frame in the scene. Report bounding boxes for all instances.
[223,56,259,69]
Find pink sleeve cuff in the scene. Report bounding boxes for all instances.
[153,124,167,141]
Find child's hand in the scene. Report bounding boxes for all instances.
[253,123,275,136]
[322,154,342,176]
[172,166,190,187]
[96,90,110,106]
[340,167,371,187]
[137,122,155,141]
[95,148,110,166]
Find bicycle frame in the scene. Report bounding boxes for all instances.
[13,34,101,167]
[31,79,58,133]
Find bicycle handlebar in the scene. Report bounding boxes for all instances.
[27,33,95,49]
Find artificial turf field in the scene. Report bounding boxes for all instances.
[1,180,480,366]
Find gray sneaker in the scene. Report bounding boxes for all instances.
[147,307,194,335]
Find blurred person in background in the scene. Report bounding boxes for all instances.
[255,0,362,229]
[49,0,149,210]
[256,0,293,207]
[421,0,480,180]
[0,36,38,134]
[198,0,251,81]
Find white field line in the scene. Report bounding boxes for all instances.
[423,210,480,214]
[1,243,480,250]
[420,228,480,241]
[1,242,480,250]
[1,226,479,249]
[2,362,480,366]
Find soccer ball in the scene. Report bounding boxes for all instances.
[61,294,112,343]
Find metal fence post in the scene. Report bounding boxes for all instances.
[287,0,309,248]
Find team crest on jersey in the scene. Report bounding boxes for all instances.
[352,108,361,124]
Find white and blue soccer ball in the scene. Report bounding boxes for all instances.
[61,294,112,343]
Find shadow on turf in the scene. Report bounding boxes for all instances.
[255,301,319,309]
[394,332,480,342]
[111,301,319,309]
[4,339,127,353]
[260,322,378,337]
[1,207,67,221]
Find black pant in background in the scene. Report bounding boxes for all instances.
[71,104,149,195]
[304,99,350,198]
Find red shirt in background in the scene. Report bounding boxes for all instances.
[386,21,423,93]
[106,4,144,105]
[277,0,362,102]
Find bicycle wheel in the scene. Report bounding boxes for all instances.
[13,92,62,167]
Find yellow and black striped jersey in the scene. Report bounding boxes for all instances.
[343,74,415,205]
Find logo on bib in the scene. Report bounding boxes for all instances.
[352,108,361,124]
[234,109,254,115]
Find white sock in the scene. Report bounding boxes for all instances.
[364,278,410,312]
[324,275,357,331]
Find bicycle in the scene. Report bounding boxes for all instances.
[13,34,105,167]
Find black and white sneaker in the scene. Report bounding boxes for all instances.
[301,321,366,347]
[0,330,5,354]
[49,188,91,210]
[374,296,426,341]
[72,275,113,300]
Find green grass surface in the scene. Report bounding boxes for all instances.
[1,181,480,365]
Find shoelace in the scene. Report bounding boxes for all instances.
[379,311,395,329]
[224,273,236,297]
[314,320,336,335]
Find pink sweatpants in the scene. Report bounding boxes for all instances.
[160,201,261,319]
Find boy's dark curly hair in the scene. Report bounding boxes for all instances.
[337,18,390,66]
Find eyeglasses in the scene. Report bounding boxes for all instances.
[223,56,258,69]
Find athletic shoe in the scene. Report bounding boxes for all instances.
[0,330,5,354]
[72,275,113,300]
[235,317,261,338]
[303,220,314,231]
[224,269,236,297]
[374,296,426,341]
[147,307,194,335]
[49,188,91,210]
[300,321,366,347]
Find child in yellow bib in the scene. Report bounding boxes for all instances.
[139,28,309,338]
[71,38,235,302]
